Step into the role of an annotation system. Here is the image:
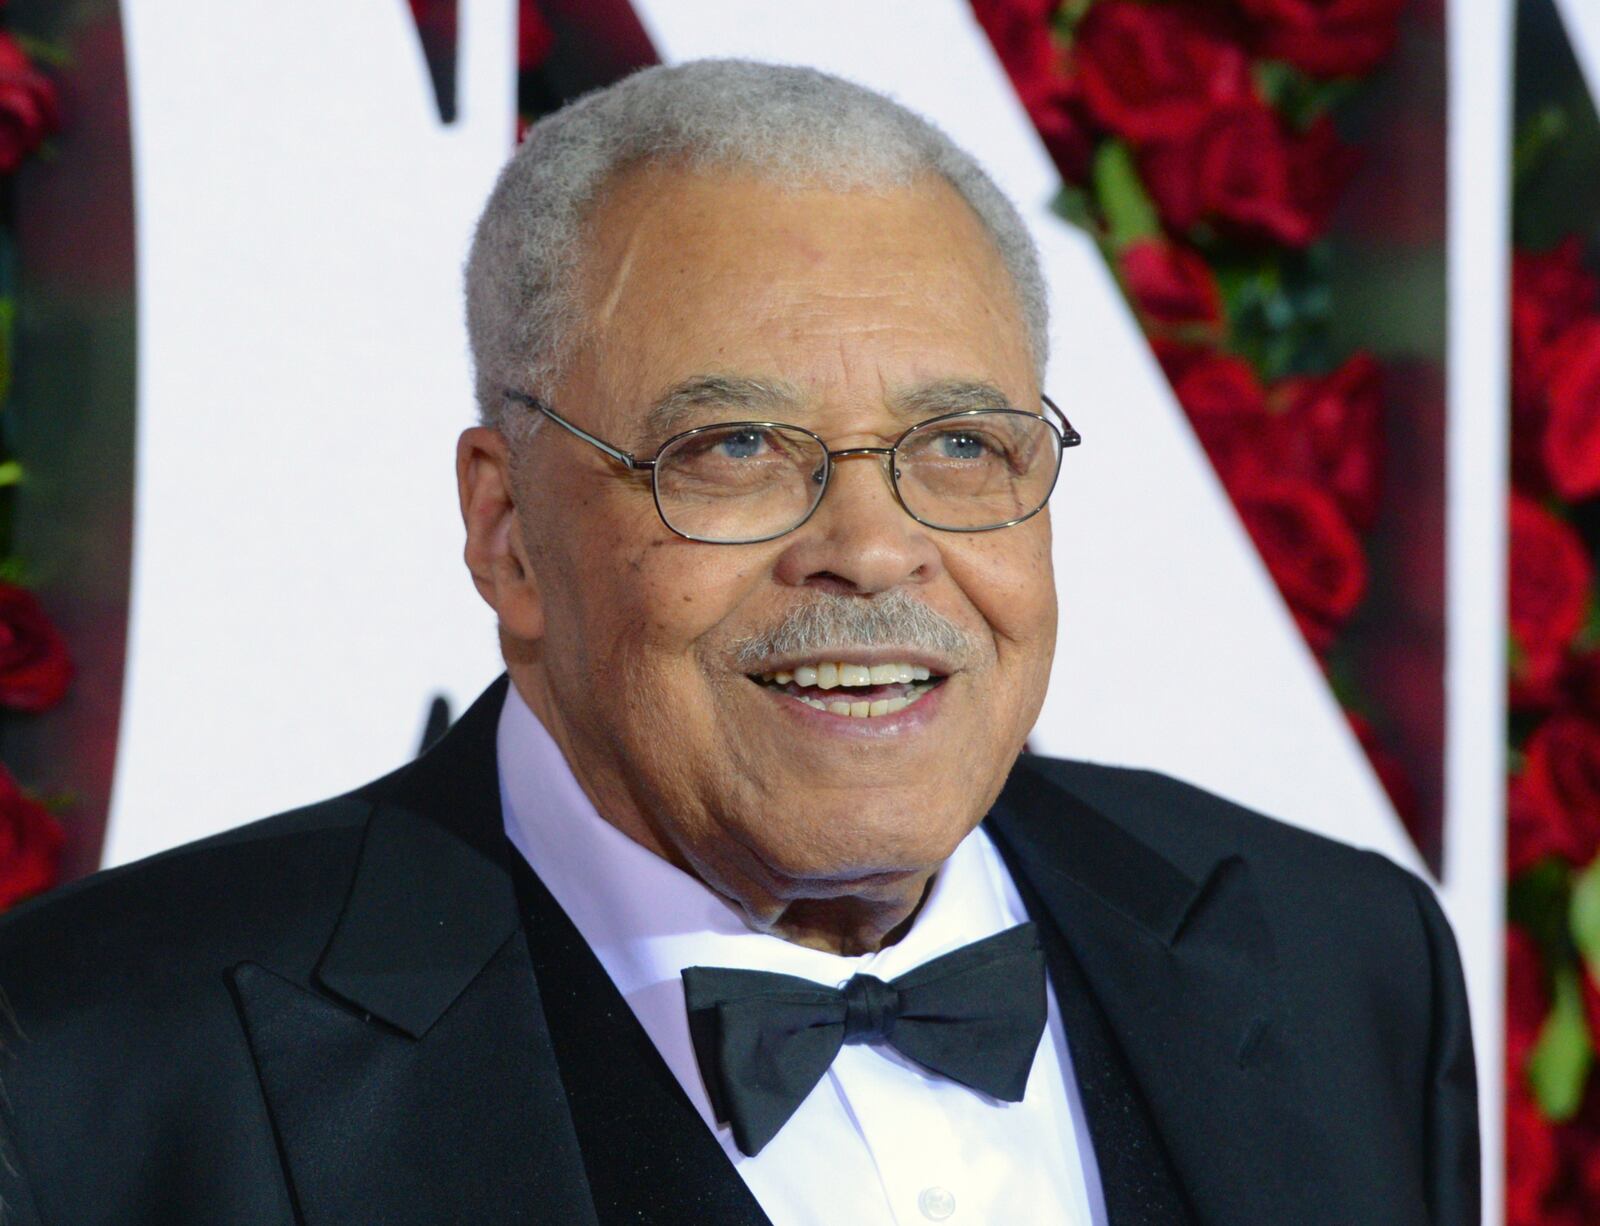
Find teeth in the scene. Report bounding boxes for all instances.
[839,664,872,687]
[763,661,937,688]
[786,683,934,718]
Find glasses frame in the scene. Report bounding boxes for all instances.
[502,388,1082,545]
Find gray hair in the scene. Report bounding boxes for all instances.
[729,589,976,671]
[465,58,1049,439]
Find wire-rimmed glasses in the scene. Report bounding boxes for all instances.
[502,389,1081,545]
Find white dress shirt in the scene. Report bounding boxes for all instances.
[497,685,1107,1226]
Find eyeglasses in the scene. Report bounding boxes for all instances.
[502,389,1082,545]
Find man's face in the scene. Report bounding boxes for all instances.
[474,166,1057,945]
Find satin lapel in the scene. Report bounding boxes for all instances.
[229,677,599,1226]
[511,852,773,1226]
[986,761,1318,1225]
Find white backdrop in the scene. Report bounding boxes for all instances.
[108,2,1507,1214]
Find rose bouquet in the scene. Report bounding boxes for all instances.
[0,24,65,911]
[971,0,1414,816]
[1506,236,1600,1223]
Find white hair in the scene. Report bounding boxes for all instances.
[464,58,1049,437]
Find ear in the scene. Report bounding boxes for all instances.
[457,426,544,641]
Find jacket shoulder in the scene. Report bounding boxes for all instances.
[1020,753,1418,888]
[1014,754,1452,999]
[0,793,374,1033]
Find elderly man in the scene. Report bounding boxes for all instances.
[0,61,1474,1225]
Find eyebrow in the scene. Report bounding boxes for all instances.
[887,378,1016,420]
[641,375,804,441]
[637,374,1020,444]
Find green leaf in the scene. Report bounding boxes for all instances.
[1530,963,1594,1119]
[0,462,24,489]
[1250,61,1356,128]
[1050,184,1096,234]
[1514,105,1570,192]
[1092,140,1160,252]
[1053,0,1092,35]
[1578,596,1600,652]
[11,34,72,70]
[1575,858,1600,968]
[1512,856,1575,962]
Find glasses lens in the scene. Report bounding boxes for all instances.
[893,411,1062,530]
[654,423,827,543]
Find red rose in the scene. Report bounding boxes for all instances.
[517,0,554,72]
[1233,475,1367,649]
[972,0,1095,183]
[1511,241,1598,493]
[1509,764,1570,875]
[1234,0,1405,78]
[1506,1072,1560,1226]
[1118,238,1224,328]
[1508,495,1592,710]
[1541,317,1600,501]
[0,584,72,713]
[1507,926,1547,1073]
[1030,72,1097,185]
[0,33,57,174]
[1513,241,1596,410]
[1075,1,1251,146]
[1141,105,1357,247]
[1273,351,1385,531]
[1517,714,1600,868]
[0,765,62,910]
[1171,355,1368,651]
[1171,350,1272,482]
[1346,711,1419,826]
[1149,337,1210,385]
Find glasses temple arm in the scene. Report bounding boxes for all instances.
[1041,394,1082,448]
[502,389,651,469]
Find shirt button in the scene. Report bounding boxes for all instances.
[918,1186,956,1220]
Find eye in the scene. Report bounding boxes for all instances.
[935,431,990,460]
[714,429,769,460]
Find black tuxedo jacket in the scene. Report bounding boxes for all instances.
[0,678,1477,1225]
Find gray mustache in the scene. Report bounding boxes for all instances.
[731,590,975,669]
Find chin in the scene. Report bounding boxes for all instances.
[736,800,977,896]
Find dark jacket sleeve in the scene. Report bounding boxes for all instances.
[0,1095,43,1226]
[1389,857,1480,1225]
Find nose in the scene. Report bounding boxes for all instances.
[771,450,944,595]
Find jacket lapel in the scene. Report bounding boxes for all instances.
[229,678,600,1226]
[987,760,1318,1226]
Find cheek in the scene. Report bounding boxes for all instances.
[554,522,769,687]
[950,524,1058,653]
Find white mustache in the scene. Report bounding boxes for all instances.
[730,590,974,670]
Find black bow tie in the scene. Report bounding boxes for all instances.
[682,922,1048,1156]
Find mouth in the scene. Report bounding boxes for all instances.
[746,659,948,719]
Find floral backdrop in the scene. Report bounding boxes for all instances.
[0,19,67,910]
[970,0,1421,831]
[1503,2,1600,1213]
